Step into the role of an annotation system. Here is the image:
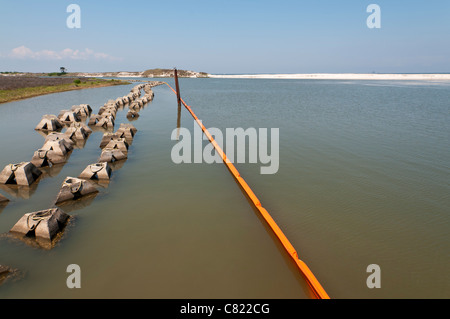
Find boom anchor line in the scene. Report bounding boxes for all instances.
[164,78,330,300]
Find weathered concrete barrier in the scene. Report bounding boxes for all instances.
[10,208,69,247]
[45,132,75,147]
[88,114,115,129]
[115,97,124,107]
[35,115,63,131]
[99,132,120,148]
[65,122,92,141]
[58,110,81,124]
[117,123,137,142]
[0,162,42,186]
[98,110,117,120]
[31,149,67,167]
[44,133,75,155]
[99,104,118,114]
[71,104,92,118]
[41,139,73,156]
[55,177,99,204]
[79,162,112,181]
[103,138,129,154]
[99,148,127,163]
[123,96,131,104]
[127,110,140,120]
[129,102,141,111]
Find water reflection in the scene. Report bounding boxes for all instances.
[108,159,127,171]
[38,163,66,178]
[71,138,88,149]
[87,179,110,189]
[88,125,115,134]
[0,182,40,199]
[54,193,98,213]
[176,102,181,140]
[126,114,139,122]
[232,174,317,299]
[0,203,8,215]
[35,129,62,138]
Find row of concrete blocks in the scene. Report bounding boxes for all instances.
[88,96,125,130]
[1,85,147,252]
[32,122,92,168]
[34,104,93,132]
[127,86,155,120]
[6,171,106,248]
[28,90,138,177]
[2,86,145,249]
[0,107,95,205]
[113,83,146,107]
[0,123,136,189]
[5,123,138,248]
[0,113,131,199]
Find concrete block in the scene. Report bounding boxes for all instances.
[41,139,72,156]
[99,132,121,148]
[127,110,140,120]
[71,104,92,117]
[98,148,127,163]
[45,132,75,147]
[10,207,69,242]
[129,102,141,111]
[88,114,115,129]
[70,104,92,119]
[0,162,42,186]
[104,138,128,154]
[79,162,112,181]
[99,105,117,116]
[58,110,81,124]
[115,98,124,106]
[35,115,63,131]
[31,149,67,167]
[55,177,99,204]
[65,122,92,141]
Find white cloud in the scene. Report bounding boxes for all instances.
[6,46,121,61]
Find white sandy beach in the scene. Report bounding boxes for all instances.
[209,73,450,80]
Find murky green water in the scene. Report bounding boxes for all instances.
[0,78,449,298]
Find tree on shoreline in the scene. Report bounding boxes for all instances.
[60,67,67,74]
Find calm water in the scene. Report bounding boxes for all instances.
[0,78,449,298]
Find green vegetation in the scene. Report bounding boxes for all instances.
[0,78,129,104]
[47,72,67,76]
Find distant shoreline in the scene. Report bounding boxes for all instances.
[209,73,450,80]
[0,76,129,104]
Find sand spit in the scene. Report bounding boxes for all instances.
[209,73,450,81]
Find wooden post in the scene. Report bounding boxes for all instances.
[174,68,181,107]
[174,68,182,140]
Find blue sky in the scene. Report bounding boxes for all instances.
[0,0,449,74]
